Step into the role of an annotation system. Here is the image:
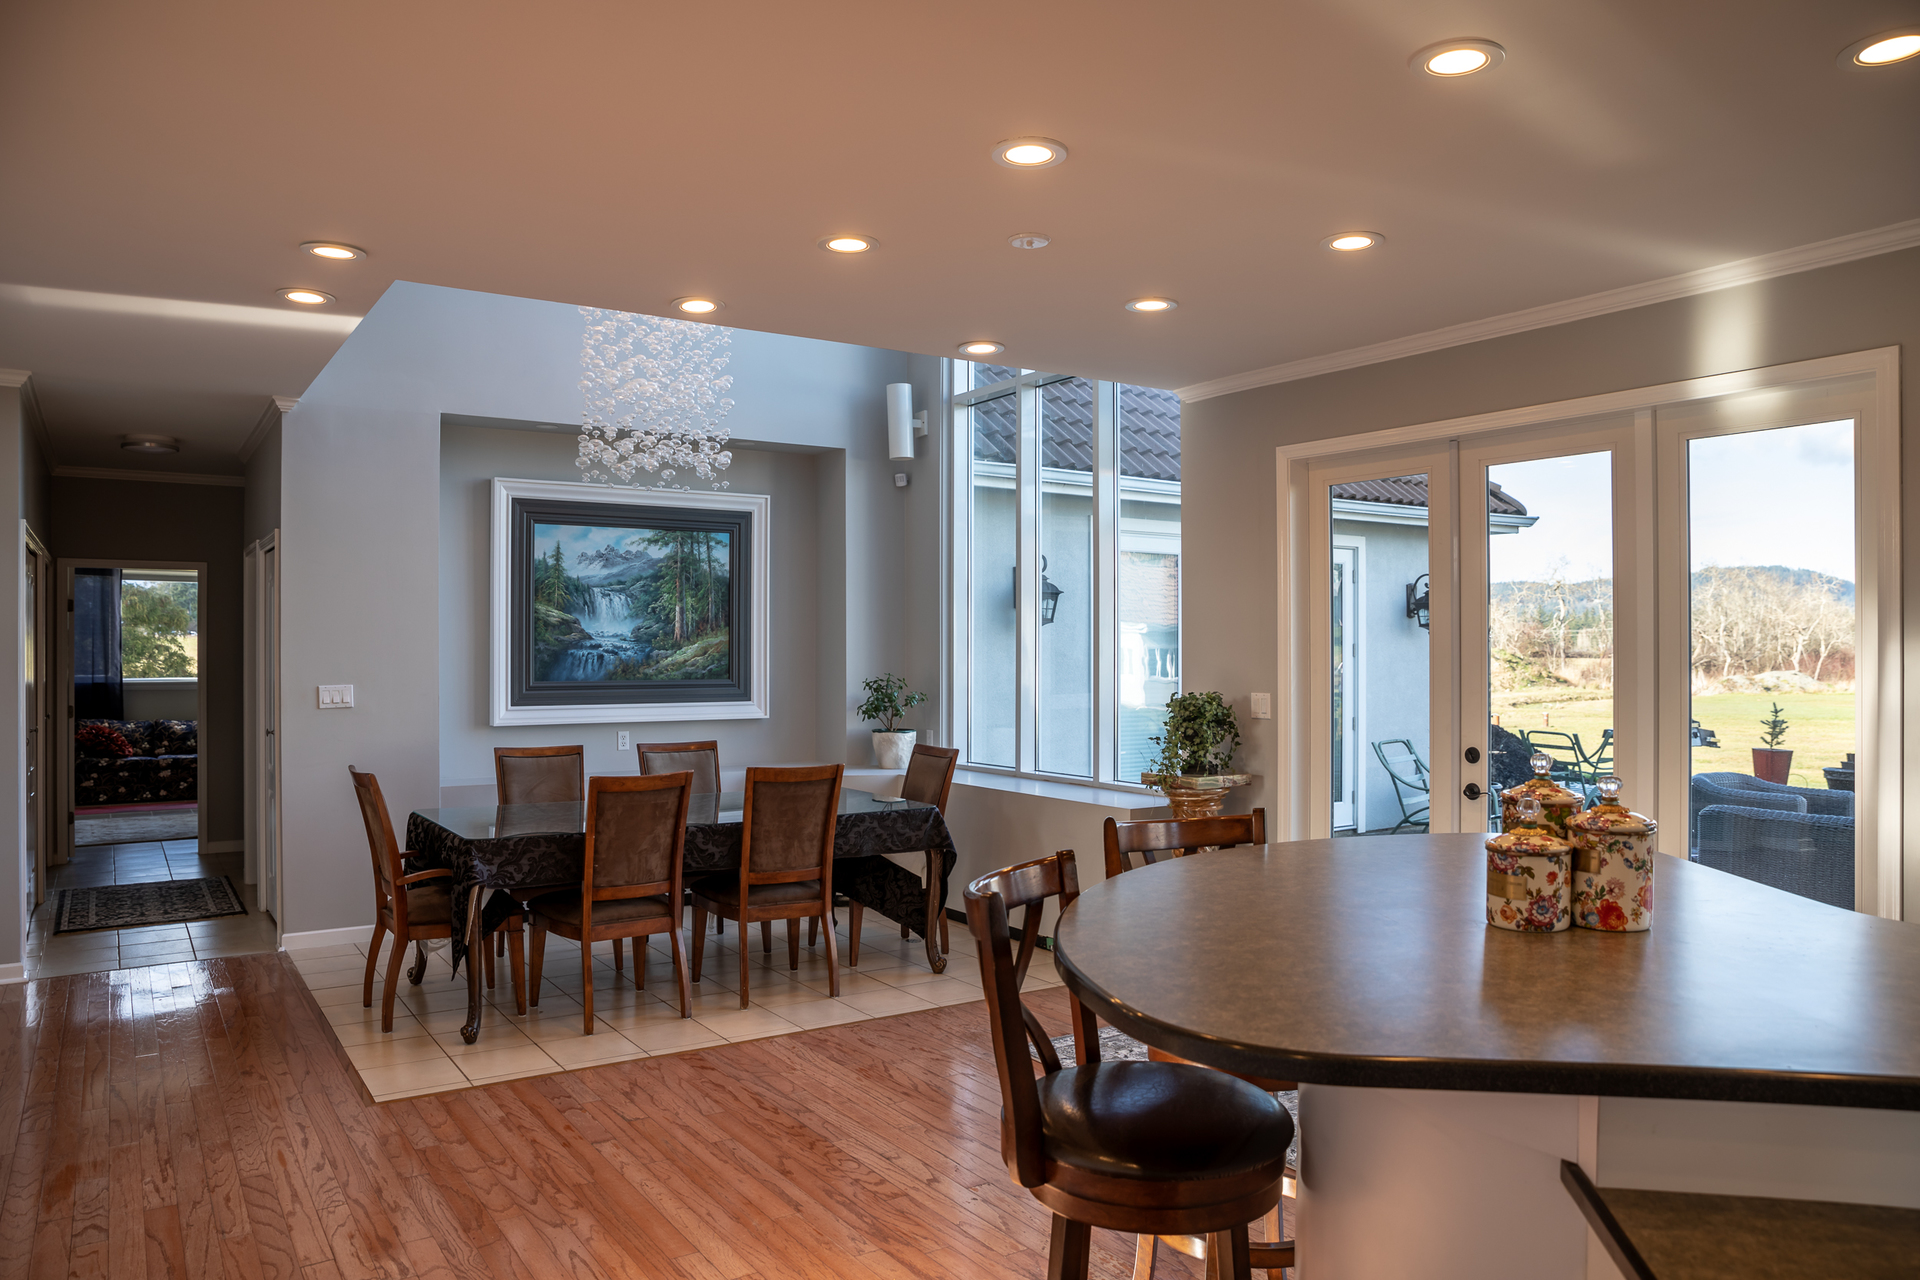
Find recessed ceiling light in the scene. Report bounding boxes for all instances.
[1840,29,1920,66]
[1323,231,1385,252]
[820,235,876,253]
[993,137,1068,168]
[1409,38,1505,77]
[1125,298,1177,313]
[120,434,180,454]
[1008,233,1051,249]
[279,288,335,305]
[301,241,365,261]
[672,297,723,314]
[959,341,1005,356]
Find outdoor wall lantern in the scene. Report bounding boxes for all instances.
[1013,557,1064,625]
[1405,573,1431,630]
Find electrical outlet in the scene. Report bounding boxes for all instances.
[618,730,630,752]
[1251,692,1272,720]
[317,684,355,709]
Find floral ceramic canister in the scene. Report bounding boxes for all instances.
[1486,795,1573,933]
[1566,775,1656,932]
[1499,750,1584,838]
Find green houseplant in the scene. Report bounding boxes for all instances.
[1752,701,1792,784]
[1143,691,1249,819]
[859,674,927,769]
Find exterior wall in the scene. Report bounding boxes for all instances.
[1330,517,1431,832]
[1179,245,1920,916]
[49,476,245,847]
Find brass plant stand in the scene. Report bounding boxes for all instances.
[1140,773,1253,822]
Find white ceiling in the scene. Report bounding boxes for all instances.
[2,0,1916,475]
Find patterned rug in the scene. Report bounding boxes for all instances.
[74,808,198,846]
[53,877,247,934]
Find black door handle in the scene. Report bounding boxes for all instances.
[1462,783,1484,801]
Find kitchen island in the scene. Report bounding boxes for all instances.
[1051,835,1920,1279]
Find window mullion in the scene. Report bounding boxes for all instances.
[1094,381,1119,784]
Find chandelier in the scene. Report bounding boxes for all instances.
[576,307,736,488]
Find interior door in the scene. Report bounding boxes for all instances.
[24,539,46,900]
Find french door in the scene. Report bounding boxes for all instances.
[1295,356,1892,916]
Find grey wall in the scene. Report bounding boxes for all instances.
[243,416,281,545]
[1180,245,1920,915]
[50,477,245,846]
[1,385,26,970]
[278,281,932,938]
[437,425,828,786]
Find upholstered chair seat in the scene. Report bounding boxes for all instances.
[527,891,672,927]
[688,877,824,909]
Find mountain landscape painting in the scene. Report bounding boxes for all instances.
[530,521,732,683]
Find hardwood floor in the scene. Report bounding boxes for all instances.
[0,953,1222,1279]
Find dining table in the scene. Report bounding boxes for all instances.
[406,788,958,1043]
[1050,834,1920,1280]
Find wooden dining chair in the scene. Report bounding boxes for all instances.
[965,850,1294,1280]
[527,772,695,1032]
[488,745,585,979]
[831,742,961,964]
[494,744,585,804]
[689,764,844,1008]
[350,767,525,1031]
[1102,809,1296,1275]
[638,739,727,937]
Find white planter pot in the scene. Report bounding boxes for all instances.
[873,730,917,770]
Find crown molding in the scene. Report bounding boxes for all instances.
[238,394,297,464]
[52,466,245,488]
[1178,216,1920,403]
[0,369,29,389]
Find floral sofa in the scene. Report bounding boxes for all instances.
[75,718,198,806]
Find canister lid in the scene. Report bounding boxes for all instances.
[1569,775,1656,836]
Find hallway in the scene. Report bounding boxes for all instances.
[25,843,277,980]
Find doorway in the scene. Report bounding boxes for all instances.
[244,534,281,928]
[1283,350,1900,917]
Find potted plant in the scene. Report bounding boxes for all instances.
[859,674,927,769]
[1753,701,1792,784]
[1142,691,1251,820]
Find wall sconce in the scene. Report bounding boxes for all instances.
[1013,556,1063,625]
[1405,572,1431,630]
[886,383,929,460]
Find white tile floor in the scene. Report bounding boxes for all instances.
[288,911,1055,1102]
[27,838,280,978]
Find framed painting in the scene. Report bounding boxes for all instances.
[489,478,770,725]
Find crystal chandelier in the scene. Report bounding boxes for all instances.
[576,307,736,488]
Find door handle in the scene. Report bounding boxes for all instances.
[1462,783,1484,801]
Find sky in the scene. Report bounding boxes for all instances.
[1485,419,1855,585]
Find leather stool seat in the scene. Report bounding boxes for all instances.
[1036,1063,1291,1182]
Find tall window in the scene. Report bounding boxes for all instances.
[955,363,1181,787]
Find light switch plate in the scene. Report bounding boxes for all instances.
[1251,692,1272,720]
[618,731,631,751]
[317,684,355,709]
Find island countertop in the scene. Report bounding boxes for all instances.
[1050,835,1920,1110]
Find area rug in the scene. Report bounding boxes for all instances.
[53,877,246,934]
[74,808,199,846]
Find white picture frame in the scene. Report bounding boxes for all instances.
[489,477,770,726]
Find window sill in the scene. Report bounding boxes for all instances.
[953,768,1169,811]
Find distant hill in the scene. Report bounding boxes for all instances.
[1694,565,1853,605]
[1491,567,1853,608]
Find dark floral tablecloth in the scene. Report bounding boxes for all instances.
[405,798,958,973]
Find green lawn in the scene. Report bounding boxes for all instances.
[1490,688,1856,791]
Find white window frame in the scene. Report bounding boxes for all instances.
[1275,347,1903,919]
[946,364,1179,791]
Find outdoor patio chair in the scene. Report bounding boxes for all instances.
[1694,803,1854,910]
[1371,739,1430,833]
[1687,771,1853,853]
[1523,730,1590,785]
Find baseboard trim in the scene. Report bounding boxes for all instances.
[201,839,244,853]
[0,962,25,985]
[281,924,372,951]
